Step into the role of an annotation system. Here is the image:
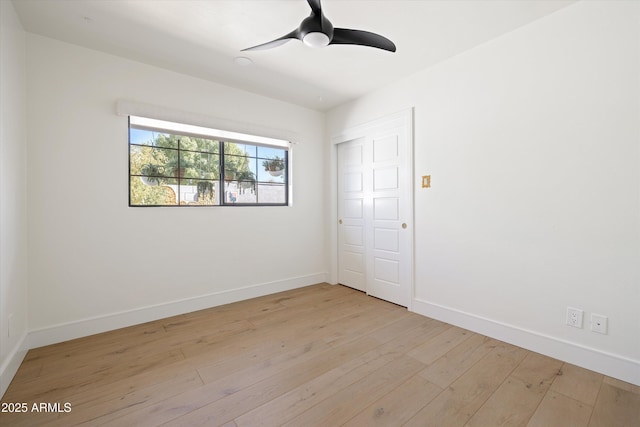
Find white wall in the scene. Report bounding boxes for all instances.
[327,1,640,384]
[26,35,327,345]
[0,0,29,395]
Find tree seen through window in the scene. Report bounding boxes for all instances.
[129,122,288,206]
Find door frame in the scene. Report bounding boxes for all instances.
[329,109,415,310]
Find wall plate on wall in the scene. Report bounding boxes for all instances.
[422,175,431,188]
[591,313,608,334]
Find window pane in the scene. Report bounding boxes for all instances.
[154,133,180,149]
[258,146,285,160]
[259,151,286,184]
[130,128,160,146]
[224,142,239,155]
[257,149,286,183]
[183,152,219,179]
[224,154,253,180]
[257,166,286,183]
[230,142,257,157]
[257,183,286,204]
[193,180,219,205]
[192,138,219,154]
[224,181,257,204]
[130,146,177,180]
[130,177,179,206]
[174,180,220,205]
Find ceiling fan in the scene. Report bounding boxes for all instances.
[242,0,396,52]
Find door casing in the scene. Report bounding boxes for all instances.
[330,109,414,309]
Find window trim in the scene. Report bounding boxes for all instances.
[128,116,291,207]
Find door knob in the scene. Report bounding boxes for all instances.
[402,223,407,229]
[339,219,343,224]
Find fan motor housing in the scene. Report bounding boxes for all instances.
[300,13,334,41]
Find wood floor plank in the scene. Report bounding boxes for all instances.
[233,317,445,427]
[244,288,362,328]
[115,336,381,426]
[40,319,252,377]
[235,344,417,427]
[602,376,640,394]
[197,339,331,390]
[588,382,640,427]
[366,312,438,344]
[550,363,603,406]
[281,355,426,427]
[510,352,563,387]
[4,349,185,404]
[190,335,322,385]
[167,344,379,426]
[52,371,203,426]
[160,305,439,427]
[179,293,378,365]
[404,342,527,427]
[2,284,637,427]
[261,282,356,309]
[465,352,563,427]
[419,334,496,388]
[407,326,474,365]
[24,321,166,362]
[321,303,408,347]
[527,390,593,427]
[189,301,389,383]
[465,376,546,427]
[342,376,442,427]
[0,408,61,427]
[62,357,198,407]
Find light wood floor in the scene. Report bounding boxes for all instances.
[2,284,638,426]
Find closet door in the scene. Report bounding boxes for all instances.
[337,113,412,307]
[337,137,367,292]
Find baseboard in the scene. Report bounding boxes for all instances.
[411,298,640,386]
[27,272,328,350]
[0,333,28,398]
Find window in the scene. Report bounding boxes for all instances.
[129,116,289,206]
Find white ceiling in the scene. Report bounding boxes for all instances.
[12,0,576,111]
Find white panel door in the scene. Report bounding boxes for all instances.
[368,131,409,306]
[337,114,412,307]
[337,138,367,292]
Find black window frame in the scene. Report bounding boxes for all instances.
[128,116,290,207]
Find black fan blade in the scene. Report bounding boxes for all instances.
[242,29,300,51]
[330,28,396,52]
[307,0,322,15]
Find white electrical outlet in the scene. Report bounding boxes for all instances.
[566,307,583,328]
[591,313,608,334]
